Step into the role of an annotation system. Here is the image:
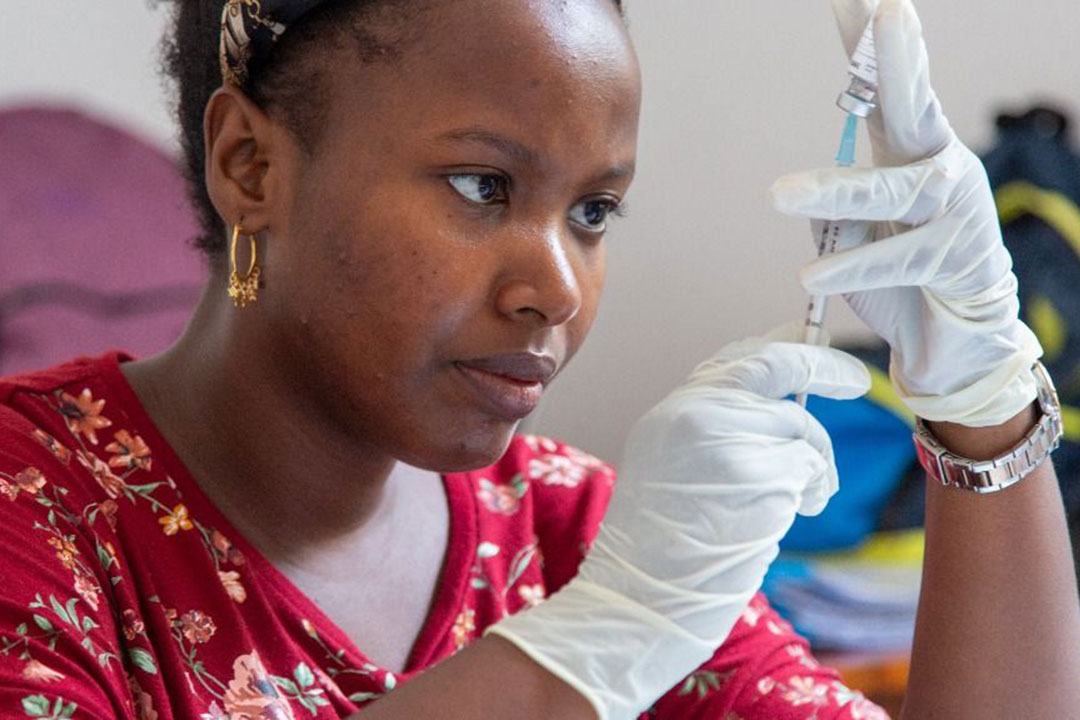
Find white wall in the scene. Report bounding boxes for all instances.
[0,2,176,146]
[3,1,1079,464]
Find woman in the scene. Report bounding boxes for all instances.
[1,0,1077,718]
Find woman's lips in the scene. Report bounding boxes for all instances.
[454,354,556,420]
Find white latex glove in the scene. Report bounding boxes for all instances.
[486,324,871,720]
[770,0,1043,427]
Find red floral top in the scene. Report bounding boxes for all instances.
[0,354,889,720]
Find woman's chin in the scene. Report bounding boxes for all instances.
[404,421,520,474]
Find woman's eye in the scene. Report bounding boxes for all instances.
[447,174,508,205]
[569,198,624,233]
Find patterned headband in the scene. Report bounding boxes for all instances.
[220,0,330,87]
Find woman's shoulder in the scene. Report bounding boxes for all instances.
[0,352,130,403]
[0,352,136,507]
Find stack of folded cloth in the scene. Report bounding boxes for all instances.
[763,529,924,653]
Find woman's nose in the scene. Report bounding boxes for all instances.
[494,227,584,328]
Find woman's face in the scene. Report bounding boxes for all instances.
[263,0,640,471]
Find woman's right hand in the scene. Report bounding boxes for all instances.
[486,323,871,720]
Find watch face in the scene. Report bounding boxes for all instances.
[1034,363,1062,415]
[913,363,1063,494]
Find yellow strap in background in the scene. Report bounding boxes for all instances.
[1062,404,1080,444]
[866,365,914,428]
[832,528,925,565]
[995,181,1080,260]
[1027,294,1067,361]
[781,529,926,565]
[992,180,1080,442]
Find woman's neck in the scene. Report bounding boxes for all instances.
[120,281,409,564]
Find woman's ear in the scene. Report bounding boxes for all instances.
[203,84,293,234]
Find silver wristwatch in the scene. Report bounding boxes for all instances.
[913,362,1064,494]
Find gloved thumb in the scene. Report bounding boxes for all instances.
[872,0,954,165]
[689,326,872,402]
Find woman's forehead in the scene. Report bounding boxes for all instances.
[331,0,639,137]
[424,0,636,76]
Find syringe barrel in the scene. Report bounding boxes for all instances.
[803,294,829,346]
[795,294,828,407]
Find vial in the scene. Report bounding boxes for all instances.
[836,20,878,118]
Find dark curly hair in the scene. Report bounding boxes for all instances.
[160,0,627,256]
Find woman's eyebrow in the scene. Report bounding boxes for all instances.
[434,128,540,167]
[434,127,635,183]
[593,163,635,183]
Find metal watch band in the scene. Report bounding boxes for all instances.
[913,362,1064,494]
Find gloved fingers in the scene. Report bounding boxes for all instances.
[831,0,878,59]
[770,158,949,225]
[868,0,954,165]
[628,400,840,515]
[689,341,871,402]
[702,409,838,518]
[799,214,963,296]
[795,413,840,517]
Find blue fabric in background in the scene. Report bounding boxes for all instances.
[779,393,914,552]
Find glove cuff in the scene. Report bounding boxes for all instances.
[895,324,1042,426]
[483,578,718,720]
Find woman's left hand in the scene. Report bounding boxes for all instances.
[770,0,1043,427]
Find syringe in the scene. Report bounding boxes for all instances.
[795,20,879,407]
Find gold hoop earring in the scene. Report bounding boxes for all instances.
[228,224,260,308]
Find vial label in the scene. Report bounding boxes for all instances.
[849,20,878,87]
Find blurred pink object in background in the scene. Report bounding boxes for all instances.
[0,106,204,375]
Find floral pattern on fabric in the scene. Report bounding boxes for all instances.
[0,354,888,718]
[476,475,528,515]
